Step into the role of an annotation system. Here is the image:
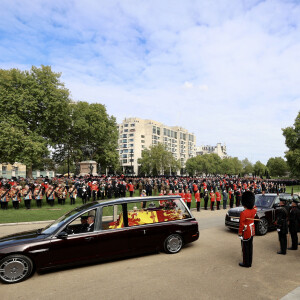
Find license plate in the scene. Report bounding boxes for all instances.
[231,218,239,222]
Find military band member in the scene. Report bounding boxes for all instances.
[23,185,32,209]
[288,197,300,250]
[0,185,10,210]
[47,185,56,207]
[11,186,22,209]
[275,198,289,255]
[209,190,215,211]
[56,185,67,205]
[34,184,43,208]
[238,191,257,268]
[69,185,77,205]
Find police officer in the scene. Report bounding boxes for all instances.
[288,197,300,250]
[275,198,289,255]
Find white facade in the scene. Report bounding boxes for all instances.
[118,117,196,175]
[196,143,227,159]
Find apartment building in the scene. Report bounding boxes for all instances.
[118,117,196,175]
[196,143,227,158]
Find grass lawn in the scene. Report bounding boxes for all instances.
[0,185,299,224]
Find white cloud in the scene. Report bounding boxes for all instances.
[1,0,300,164]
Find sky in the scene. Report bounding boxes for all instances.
[1,0,300,164]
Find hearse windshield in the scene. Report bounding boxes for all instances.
[41,203,96,234]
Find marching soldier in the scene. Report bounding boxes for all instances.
[275,197,289,255]
[215,190,221,210]
[288,197,300,250]
[204,190,209,210]
[0,184,10,210]
[185,189,192,209]
[229,188,234,208]
[238,191,257,268]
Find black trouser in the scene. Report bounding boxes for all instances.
[92,191,97,201]
[204,198,208,210]
[210,201,214,211]
[24,199,31,209]
[130,191,133,197]
[230,198,234,208]
[241,236,253,267]
[223,199,227,209]
[13,201,19,209]
[36,199,42,208]
[70,197,75,205]
[236,197,240,207]
[196,202,200,211]
[290,231,298,249]
[187,202,191,209]
[49,199,54,207]
[216,201,220,210]
[1,202,8,209]
[278,231,287,254]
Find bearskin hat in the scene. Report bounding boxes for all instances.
[241,191,255,209]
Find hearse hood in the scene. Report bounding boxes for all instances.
[0,229,49,249]
[228,206,265,217]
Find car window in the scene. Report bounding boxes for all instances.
[101,205,123,230]
[255,195,274,207]
[125,198,191,227]
[64,209,97,234]
[274,196,280,206]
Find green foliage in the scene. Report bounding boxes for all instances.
[266,157,288,177]
[282,111,300,178]
[241,158,253,175]
[138,143,180,176]
[186,153,223,175]
[253,161,267,176]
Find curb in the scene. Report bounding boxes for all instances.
[0,220,54,226]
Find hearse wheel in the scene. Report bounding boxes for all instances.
[256,218,268,236]
[0,254,33,284]
[164,234,183,254]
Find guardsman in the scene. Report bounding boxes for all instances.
[236,189,242,207]
[215,190,221,210]
[275,197,289,255]
[229,188,234,208]
[209,190,215,211]
[288,197,300,250]
[195,190,201,211]
[204,190,209,210]
[127,181,134,197]
[238,191,257,268]
[69,184,77,205]
[185,189,192,209]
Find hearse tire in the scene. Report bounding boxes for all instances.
[164,234,183,254]
[256,218,268,236]
[0,254,33,284]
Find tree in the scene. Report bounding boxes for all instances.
[0,66,71,176]
[241,158,253,175]
[266,157,288,177]
[138,144,180,176]
[253,161,266,177]
[282,111,300,178]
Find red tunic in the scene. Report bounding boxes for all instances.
[209,192,215,202]
[195,192,200,202]
[185,192,192,203]
[216,192,221,201]
[238,207,257,239]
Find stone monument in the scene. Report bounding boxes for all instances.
[80,160,97,176]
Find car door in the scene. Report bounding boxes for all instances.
[49,209,100,267]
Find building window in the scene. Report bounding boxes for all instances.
[157,127,160,135]
[129,144,134,147]
[130,123,135,127]
[124,124,128,127]
[129,134,134,137]
[141,135,145,138]
[141,140,145,143]
[122,154,127,158]
[122,139,127,143]
[153,126,156,134]
[123,144,127,148]
[123,159,127,163]
[124,129,128,132]
[130,129,135,132]
[122,134,127,138]
[129,139,134,142]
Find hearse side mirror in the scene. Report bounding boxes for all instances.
[273,203,280,208]
[57,231,68,239]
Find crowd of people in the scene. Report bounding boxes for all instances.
[0,174,298,210]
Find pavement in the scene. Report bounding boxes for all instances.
[0,209,299,300]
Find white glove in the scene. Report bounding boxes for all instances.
[238,235,243,240]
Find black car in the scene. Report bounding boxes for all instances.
[225,193,293,235]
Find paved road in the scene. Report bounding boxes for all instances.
[0,209,299,300]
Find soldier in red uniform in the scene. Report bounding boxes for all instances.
[185,189,192,209]
[195,190,201,211]
[209,190,215,211]
[215,190,221,210]
[229,188,234,208]
[238,191,257,268]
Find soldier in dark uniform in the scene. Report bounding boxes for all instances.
[288,197,300,250]
[275,198,289,255]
